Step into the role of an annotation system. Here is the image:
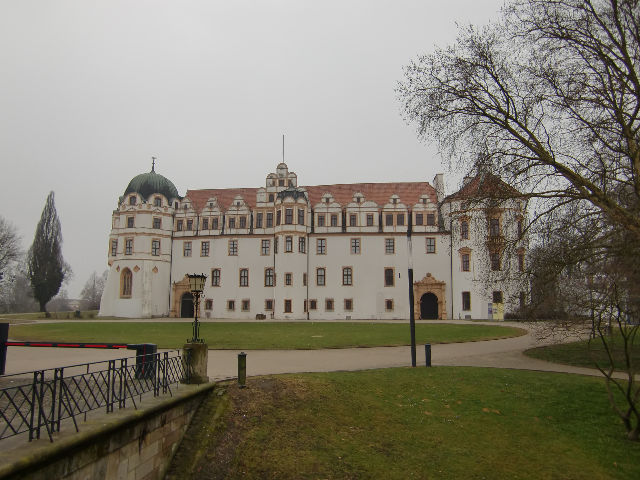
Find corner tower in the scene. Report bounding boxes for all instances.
[99,166,180,318]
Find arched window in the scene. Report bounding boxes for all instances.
[121,268,132,298]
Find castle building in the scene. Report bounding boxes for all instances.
[99,162,527,320]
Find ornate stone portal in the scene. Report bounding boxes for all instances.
[170,275,192,318]
[413,273,447,320]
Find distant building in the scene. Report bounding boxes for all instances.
[99,162,527,319]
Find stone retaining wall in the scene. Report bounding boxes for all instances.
[0,383,216,480]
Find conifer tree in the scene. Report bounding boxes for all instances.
[27,191,67,314]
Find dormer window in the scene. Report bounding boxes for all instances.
[325,198,330,204]
[422,198,427,204]
[356,197,361,203]
[129,196,136,205]
[279,179,285,186]
[209,202,213,208]
[154,197,162,207]
[393,198,398,205]
[183,204,188,210]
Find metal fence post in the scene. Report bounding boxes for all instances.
[238,352,247,388]
[425,344,432,367]
[0,323,8,375]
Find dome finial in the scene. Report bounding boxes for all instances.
[151,156,156,172]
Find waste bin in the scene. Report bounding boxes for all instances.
[127,343,158,379]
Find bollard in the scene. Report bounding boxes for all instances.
[0,323,8,375]
[238,352,247,388]
[425,343,431,367]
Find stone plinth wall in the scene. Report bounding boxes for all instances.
[0,383,216,480]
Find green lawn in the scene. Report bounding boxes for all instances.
[525,333,640,370]
[6,322,525,349]
[170,367,639,479]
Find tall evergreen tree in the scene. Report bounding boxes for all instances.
[27,191,67,313]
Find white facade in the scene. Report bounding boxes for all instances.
[99,163,527,320]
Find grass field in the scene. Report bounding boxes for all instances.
[525,333,640,370]
[6,322,525,349]
[169,367,639,479]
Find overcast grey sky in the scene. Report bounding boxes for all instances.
[0,0,504,297]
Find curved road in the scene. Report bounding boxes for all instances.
[3,320,600,379]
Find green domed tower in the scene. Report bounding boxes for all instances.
[100,163,180,318]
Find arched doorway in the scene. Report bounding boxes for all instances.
[180,292,194,318]
[420,292,439,319]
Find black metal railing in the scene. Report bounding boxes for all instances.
[0,350,190,442]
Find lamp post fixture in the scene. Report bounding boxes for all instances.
[187,273,207,343]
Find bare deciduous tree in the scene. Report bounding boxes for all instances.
[398,0,640,439]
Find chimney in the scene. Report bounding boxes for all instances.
[433,174,445,203]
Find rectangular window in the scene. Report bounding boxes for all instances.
[309,299,317,310]
[489,218,500,237]
[349,214,357,227]
[153,217,161,229]
[385,214,393,226]
[239,216,247,229]
[127,216,134,228]
[342,267,352,286]
[177,220,183,231]
[285,273,292,286]
[330,214,338,227]
[461,221,469,240]
[266,212,273,228]
[317,214,325,227]
[264,268,274,287]
[298,237,306,253]
[385,238,395,254]
[415,213,423,226]
[385,299,394,311]
[265,299,274,311]
[211,269,221,286]
[366,214,374,226]
[344,299,353,311]
[462,292,471,311]
[427,213,435,226]
[154,197,162,207]
[228,240,238,256]
[261,239,270,256]
[239,268,249,287]
[317,238,326,255]
[202,218,209,230]
[111,239,118,256]
[285,208,293,225]
[205,299,213,310]
[462,253,470,272]
[212,217,219,229]
[227,300,235,311]
[490,252,501,271]
[284,299,292,313]
[201,241,210,257]
[285,235,293,252]
[384,268,394,287]
[256,212,263,228]
[228,217,236,229]
[152,239,160,256]
[183,241,192,257]
[298,209,305,225]
[129,196,136,205]
[276,210,281,225]
[242,299,250,312]
[493,291,503,304]
[187,219,193,230]
[325,298,334,311]
[397,214,404,226]
[125,238,133,255]
[426,237,436,254]
[316,268,326,286]
[350,238,360,254]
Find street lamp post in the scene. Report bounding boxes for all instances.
[187,273,207,343]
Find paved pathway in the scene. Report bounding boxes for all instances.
[3,320,603,379]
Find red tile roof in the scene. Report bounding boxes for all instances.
[185,182,437,212]
[444,173,521,202]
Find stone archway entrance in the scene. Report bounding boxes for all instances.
[170,275,193,318]
[420,292,439,319]
[180,292,194,318]
[413,273,447,320]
